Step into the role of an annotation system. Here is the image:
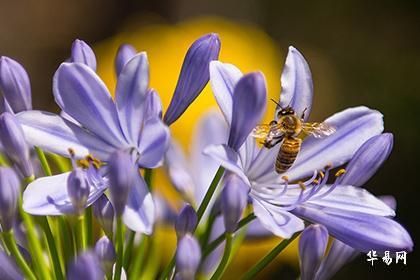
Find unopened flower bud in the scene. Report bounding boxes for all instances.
[67,251,104,280]
[176,234,201,280]
[108,151,137,216]
[299,224,329,280]
[0,56,32,113]
[175,204,197,238]
[67,168,90,215]
[94,236,116,275]
[221,173,249,232]
[164,33,221,125]
[0,112,33,178]
[93,194,114,238]
[0,167,20,231]
[70,39,97,71]
[115,44,137,76]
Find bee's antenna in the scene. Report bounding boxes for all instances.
[270,98,282,109]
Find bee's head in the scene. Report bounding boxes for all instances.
[277,106,295,117]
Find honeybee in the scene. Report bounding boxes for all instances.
[251,100,336,174]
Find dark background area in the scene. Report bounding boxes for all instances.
[0,0,418,278]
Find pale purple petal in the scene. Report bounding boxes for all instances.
[53,62,127,147]
[70,39,97,71]
[115,53,149,145]
[252,198,304,238]
[115,44,137,76]
[379,195,396,211]
[228,72,267,151]
[144,89,163,120]
[17,110,115,159]
[265,106,384,182]
[203,144,249,185]
[339,133,393,187]
[191,110,228,203]
[209,61,243,124]
[0,56,32,113]
[292,204,413,253]
[315,239,359,280]
[299,224,328,280]
[122,174,155,234]
[165,140,195,200]
[0,251,24,280]
[137,116,170,168]
[164,34,221,125]
[278,46,313,121]
[307,185,395,217]
[23,172,107,215]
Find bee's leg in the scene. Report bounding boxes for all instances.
[263,139,276,149]
[301,107,308,120]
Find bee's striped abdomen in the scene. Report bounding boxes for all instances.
[275,137,302,173]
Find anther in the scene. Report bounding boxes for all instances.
[298,181,306,190]
[77,159,89,169]
[281,175,289,182]
[335,169,346,177]
[313,179,319,185]
[325,163,332,169]
[319,171,325,179]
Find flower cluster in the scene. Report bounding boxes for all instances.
[0,32,413,280]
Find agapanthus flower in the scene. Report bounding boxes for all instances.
[204,46,413,252]
[16,40,169,234]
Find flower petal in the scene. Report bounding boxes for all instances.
[165,140,195,200]
[270,106,384,182]
[0,251,24,280]
[315,238,359,280]
[16,110,115,159]
[137,116,170,168]
[70,39,97,71]
[23,172,106,215]
[209,61,243,124]
[252,198,304,238]
[228,72,267,151]
[163,34,221,125]
[292,204,413,253]
[115,53,149,145]
[144,89,163,120]
[339,133,393,187]
[278,46,313,121]
[115,44,137,76]
[122,174,155,234]
[53,62,127,147]
[307,185,395,217]
[203,144,249,185]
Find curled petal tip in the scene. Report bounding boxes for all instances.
[71,39,97,71]
[115,43,137,76]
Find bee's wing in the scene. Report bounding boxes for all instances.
[302,122,336,138]
[251,124,271,139]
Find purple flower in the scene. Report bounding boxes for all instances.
[0,251,23,280]
[67,168,91,215]
[70,39,97,71]
[0,167,20,231]
[164,33,221,126]
[17,45,170,234]
[67,251,104,280]
[94,236,116,275]
[0,56,32,113]
[220,173,249,232]
[176,234,201,280]
[92,194,114,238]
[204,47,413,252]
[175,204,198,238]
[115,44,137,76]
[0,112,34,178]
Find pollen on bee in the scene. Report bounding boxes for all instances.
[335,169,346,177]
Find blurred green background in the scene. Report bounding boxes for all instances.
[0,0,418,279]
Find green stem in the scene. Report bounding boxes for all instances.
[74,216,86,251]
[84,207,93,247]
[114,217,124,280]
[240,231,301,280]
[202,213,256,259]
[199,213,216,248]
[160,167,225,280]
[47,153,71,173]
[123,231,136,270]
[58,216,74,263]
[210,233,233,280]
[35,147,52,176]
[19,202,52,280]
[144,168,153,190]
[37,217,64,280]
[130,235,150,279]
[3,231,36,280]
